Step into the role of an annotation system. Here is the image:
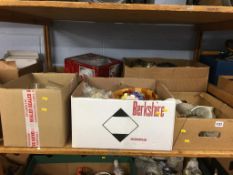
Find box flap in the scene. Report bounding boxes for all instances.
[0,61,18,83]
[218,76,233,95]
[155,81,174,99]
[86,77,156,91]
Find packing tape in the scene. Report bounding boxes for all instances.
[22,90,40,148]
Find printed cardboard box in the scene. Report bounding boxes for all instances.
[218,76,233,95]
[72,77,176,151]
[0,61,42,84]
[170,92,233,150]
[0,73,79,147]
[123,58,209,92]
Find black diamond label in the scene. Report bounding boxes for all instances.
[112,134,129,142]
[103,108,138,142]
[112,108,129,117]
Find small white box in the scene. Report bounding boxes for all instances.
[71,78,176,151]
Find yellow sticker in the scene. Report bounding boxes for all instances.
[41,108,48,112]
[181,129,186,133]
[163,107,168,112]
[41,97,48,101]
[184,139,190,143]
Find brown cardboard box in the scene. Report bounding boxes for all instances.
[0,61,42,84]
[0,155,21,175]
[5,154,29,165]
[217,158,233,175]
[123,58,209,92]
[218,76,233,95]
[0,73,79,147]
[170,92,233,150]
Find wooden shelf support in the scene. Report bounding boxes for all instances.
[193,28,203,62]
[43,24,52,71]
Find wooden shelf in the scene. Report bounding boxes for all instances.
[1,1,233,25]
[0,1,233,158]
[0,143,233,158]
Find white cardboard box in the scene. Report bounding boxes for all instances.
[72,78,176,151]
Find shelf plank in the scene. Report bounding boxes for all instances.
[0,8,51,25]
[1,1,233,24]
[0,144,233,158]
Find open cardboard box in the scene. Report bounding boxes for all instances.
[218,75,233,95]
[123,58,209,92]
[170,91,233,150]
[0,61,42,84]
[72,77,176,151]
[0,73,79,147]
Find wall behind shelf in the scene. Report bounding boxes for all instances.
[0,21,232,66]
[0,22,44,58]
[52,22,195,66]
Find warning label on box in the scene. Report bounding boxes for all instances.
[22,90,40,148]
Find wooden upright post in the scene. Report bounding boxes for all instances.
[193,29,203,62]
[43,24,52,71]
